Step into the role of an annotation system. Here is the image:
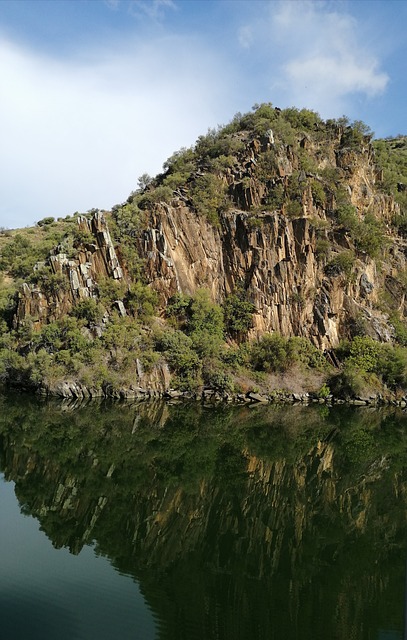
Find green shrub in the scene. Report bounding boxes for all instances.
[190,174,229,225]
[310,180,326,207]
[203,366,234,393]
[33,270,69,297]
[37,217,55,227]
[325,251,355,278]
[73,226,94,246]
[317,383,331,398]
[328,363,368,398]
[286,200,303,218]
[379,344,407,387]
[188,289,224,357]
[336,336,407,390]
[255,150,277,182]
[337,203,358,231]
[346,335,382,372]
[288,336,327,369]
[391,315,407,346]
[126,282,158,320]
[157,329,200,375]
[250,333,292,372]
[223,289,255,338]
[0,348,29,383]
[71,298,105,325]
[138,185,173,209]
[97,278,127,308]
[166,292,191,327]
[355,213,386,258]
[264,183,285,209]
[315,238,330,259]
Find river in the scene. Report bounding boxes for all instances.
[0,393,406,639]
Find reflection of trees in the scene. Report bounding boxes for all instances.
[0,394,406,640]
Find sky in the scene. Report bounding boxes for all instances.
[0,0,406,229]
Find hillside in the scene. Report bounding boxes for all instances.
[0,104,407,402]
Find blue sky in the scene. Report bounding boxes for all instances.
[0,0,406,229]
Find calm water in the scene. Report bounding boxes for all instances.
[0,393,406,640]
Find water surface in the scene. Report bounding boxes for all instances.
[0,393,406,639]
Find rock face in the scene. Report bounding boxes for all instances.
[12,124,407,352]
[140,203,404,353]
[134,127,406,349]
[13,212,123,331]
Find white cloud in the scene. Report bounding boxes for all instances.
[128,0,176,20]
[238,0,389,117]
[0,35,234,228]
[238,25,253,49]
[104,0,120,9]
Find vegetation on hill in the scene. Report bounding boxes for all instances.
[0,104,407,400]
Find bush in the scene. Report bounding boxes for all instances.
[203,367,234,393]
[157,330,197,369]
[379,344,407,387]
[73,226,94,246]
[37,217,55,227]
[286,200,303,218]
[325,251,355,278]
[355,213,386,258]
[223,289,255,338]
[310,180,326,208]
[33,270,69,298]
[126,282,158,320]
[288,337,327,369]
[190,174,229,225]
[71,298,105,325]
[138,185,173,209]
[337,204,358,231]
[336,336,407,390]
[315,239,330,259]
[188,289,224,357]
[391,315,407,346]
[250,333,292,372]
[97,278,127,308]
[328,363,368,398]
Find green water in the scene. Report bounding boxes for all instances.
[0,393,406,639]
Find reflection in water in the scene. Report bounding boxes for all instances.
[0,393,406,639]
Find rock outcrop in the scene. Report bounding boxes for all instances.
[10,114,407,361]
[13,212,123,331]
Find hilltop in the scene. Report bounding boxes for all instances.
[0,104,406,402]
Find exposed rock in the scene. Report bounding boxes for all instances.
[13,212,124,331]
[7,117,407,400]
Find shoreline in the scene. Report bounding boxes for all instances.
[2,382,406,408]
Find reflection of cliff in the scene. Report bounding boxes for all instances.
[0,395,406,639]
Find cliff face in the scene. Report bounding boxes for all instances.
[139,130,405,349]
[9,109,407,363]
[142,206,381,349]
[13,212,124,332]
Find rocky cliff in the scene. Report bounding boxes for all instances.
[139,126,405,350]
[15,113,407,349]
[13,212,124,332]
[2,105,407,397]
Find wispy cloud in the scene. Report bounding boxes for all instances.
[104,0,120,10]
[0,35,234,228]
[104,0,176,18]
[238,0,389,116]
[128,0,177,20]
[238,24,253,50]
